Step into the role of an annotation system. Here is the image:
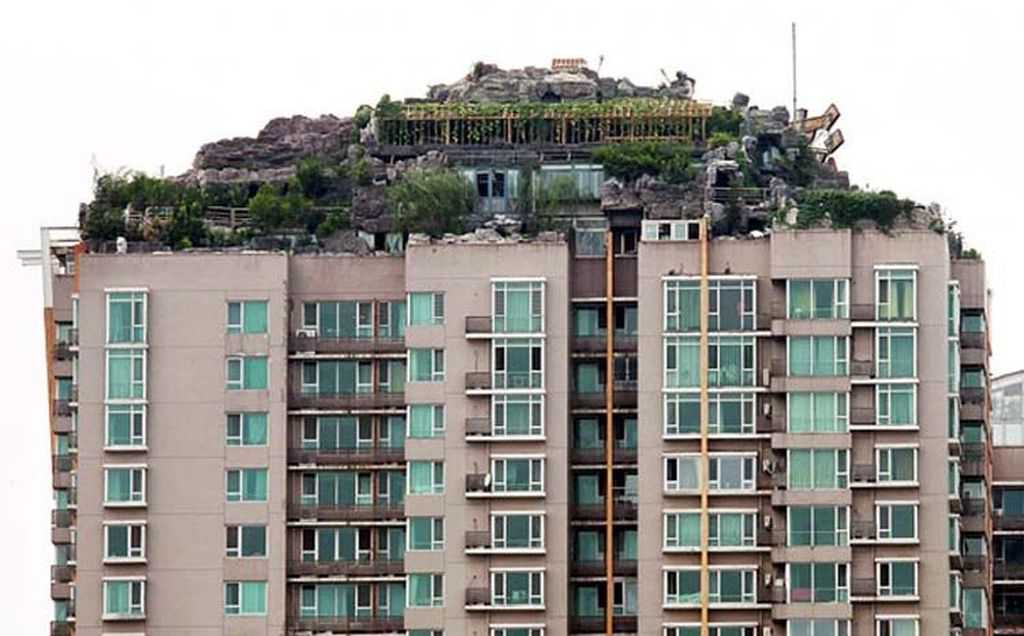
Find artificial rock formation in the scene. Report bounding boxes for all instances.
[191,115,353,171]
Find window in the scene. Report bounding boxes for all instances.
[708,455,756,491]
[105,523,145,561]
[492,628,543,636]
[574,219,607,257]
[877,384,916,427]
[788,336,848,376]
[224,581,267,615]
[493,281,544,333]
[105,467,146,505]
[378,300,406,338]
[225,468,268,502]
[493,338,543,389]
[409,348,445,382]
[408,292,444,326]
[877,447,918,484]
[949,515,961,553]
[226,413,268,446]
[664,455,701,492]
[408,461,445,495]
[493,395,544,437]
[302,360,372,395]
[788,506,849,546]
[412,631,447,636]
[664,280,700,332]
[408,405,445,438]
[964,588,987,628]
[664,569,701,605]
[877,327,915,378]
[107,349,145,399]
[408,517,445,551]
[664,512,701,549]
[304,301,373,338]
[876,268,916,321]
[227,300,268,334]
[666,393,757,436]
[950,573,962,612]
[708,568,757,604]
[491,570,544,607]
[492,457,544,493]
[788,393,848,433]
[664,336,700,387]
[107,291,146,344]
[106,404,145,447]
[664,278,757,331]
[493,514,544,550]
[226,356,268,390]
[408,573,444,607]
[788,563,848,602]
[948,342,961,393]
[788,279,849,319]
[226,525,267,557]
[877,503,918,541]
[709,512,756,547]
[875,617,919,636]
[877,561,917,598]
[104,578,145,618]
[708,336,756,386]
[786,620,850,636]
[787,449,848,489]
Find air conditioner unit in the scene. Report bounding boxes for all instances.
[295,328,317,338]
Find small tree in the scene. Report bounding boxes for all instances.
[248,183,293,233]
[389,168,476,237]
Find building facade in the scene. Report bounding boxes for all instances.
[24,216,995,636]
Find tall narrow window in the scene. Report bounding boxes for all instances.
[876,268,916,321]
[107,291,147,344]
[493,280,544,333]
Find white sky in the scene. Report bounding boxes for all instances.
[1,1,1021,630]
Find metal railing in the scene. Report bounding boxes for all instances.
[464,417,491,436]
[287,558,404,577]
[287,616,403,633]
[286,503,404,521]
[287,390,405,410]
[465,371,492,391]
[465,530,492,550]
[289,333,405,354]
[570,446,638,464]
[571,500,638,521]
[287,446,404,465]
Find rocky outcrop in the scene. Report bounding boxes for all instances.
[426,62,696,103]
[191,115,353,171]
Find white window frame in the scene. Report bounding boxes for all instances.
[407,517,446,551]
[105,348,147,401]
[492,456,545,494]
[708,454,757,492]
[876,383,918,427]
[492,279,545,334]
[786,562,849,603]
[786,505,849,547]
[407,460,446,495]
[407,404,446,438]
[226,300,268,335]
[664,335,700,387]
[491,569,544,607]
[876,559,919,598]
[226,355,268,391]
[877,502,919,542]
[707,335,757,386]
[105,404,146,449]
[877,326,917,379]
[787,335,849,376]
[663,567,700,606]
[225,524,268,558]
[784,620,851,636]
[103,521,146,562]
[875,267,918,322]
[492,338,544,390]
[708,567,758,604]
[786,392,849,433]
[492,394,544,437]
[708,510,757,547]
[664,454,702,493]
[224,580,267,616]
[786,278,850,320]
[875,616,920,636]
[225,468,268,503]
[408,348,445,383]
[407,291,445,326]
[102,577,146,619]
[407,573,445,607]
[876,445,919,485]
[105,290,147,345]
[492,627,544,636]
[492,512,545,550]
[103,465,147,507]
[226,412,268,447]
[786,449,849,490]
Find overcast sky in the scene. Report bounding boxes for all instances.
[1,1,1020,631]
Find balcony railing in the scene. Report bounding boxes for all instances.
[851,578,876,597]
[51,565,74,583]
[50,582,71,600]
[850,359,874,378]
[962,498,986,516]
[287,446,405,465]
[570,559,638,577]
[852,464,877,484]
[465,530,492,550]
[570,616,638,633]
[960,387,986,405]
[995,610,1024,626]
[289,332,405,354]
[465,587,490,606]
[962,555,988,572]
[52,400,73,417]
[50,621,73,636]
[52,332,77,360]
[850,407,877,426]
[961,331,986,350]
[850,304,875,321]
[851,519,877,541]
[53,416,74,434]
[465,371,492,391]
[286,503,404,521]
[52,455,74,472]
[571,500,638,521]
[465,417,492,437]
[570,446,638,465]
[571,335,638,354]
[572,383,638,409]
[287,390,405,410]
[51,510,75,528]
[995,514,1024,531]
[288,616,404,633]
[465,316,493,335]
[995,562,1024,580]
[287,558,404,577]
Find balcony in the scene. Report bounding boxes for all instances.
[571,335,638,354]
[50,620,73,636]
[288,616,404,633]
[850,407,876,427]
[287,503,404,521]
[570,446,638,465]
[51,564,74,583]
[995,562,1024,580]
[287,390,405,411]
[961,331,986,351]
[52,332,77,360]
[851,578,876,599]
[50,582,71,600]
[52,455,74,472]
[52,526,72,545]
[465,587,491,607]
[570,559,638,577]
[571,383,638,410]
[571,500,638,521]
[995,514,1024,531]
[851,464,877,485]
[961,444,987,477]
[287,446,405,466]
[961,387,986,405]
[52,400,73,417]
[850,359,874,379]
[465,371,492,392]
[963,554,988,572]
[851,519,878,542]
[961,401,986,421]
[570,616,638,633]
[53,414,74,434]
[464,417,492,438]
[52,469,72,489]
[995,610,1024,626]
[289,332,405,355]
[51,510,75,528]
[287,558,404,577]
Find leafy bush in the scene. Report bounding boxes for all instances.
[794,189,917,231]
[316,208,351,237]
[389,168,476,237]
[707,131,737,149]
[591,142,695,184]
[248,183,310,233]
[295,157,330,199]
[707,106,744,137]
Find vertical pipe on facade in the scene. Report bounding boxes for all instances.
[699,216,711,636]
[604,229,616,636]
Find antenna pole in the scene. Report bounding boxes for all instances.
[791,22,798,116]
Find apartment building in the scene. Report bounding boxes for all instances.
[22,213,994,636]
[991,369,1024,633]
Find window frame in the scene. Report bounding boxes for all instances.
[786,392,849,433]
[786,562,849,603]
[786,448,849,490]
[876,502,919,542]
[226,300,269,335]
[226,355,269,391]
[407,573,445,607]
[407,460,446,495]
[875,445,919,485]
[876,326,917,379]
[493,338,544,390]
[103,465,147,507]
[491,512,545,550]
[408,348,446,383]
[106,290,147,345]
[876,383,918,427]
[875,267,918,322]
[407,292,445,326]
[225,468,269,503]
[786,505,849,547]
[786,278,850,320]
[407,404,446,438]
[225,524,268,558]
[407,517,446,551]
[492,280,545,334]
[226,412,269,447]
[105,404,147,449]
[492,394,545,438]
[103,522,146,562]
[876,559,919,599]
[492,456,545,494]
[224,580,268,616]
[106,348,147,401]
[490,569,545,607]
[787,335,849,376]
[102,577,146,619]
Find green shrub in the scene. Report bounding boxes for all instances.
[707,131,737,149]
[707,106,744,137]
[316,208,351,236]
[794,189,917,231]
[591,142,695,184]
[295,157,329,199]
[248,183,309,233]
[389,168,476,237]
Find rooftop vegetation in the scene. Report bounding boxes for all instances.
[591,142,696,184]
[791,189,917,231]
[388,168,476,237]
